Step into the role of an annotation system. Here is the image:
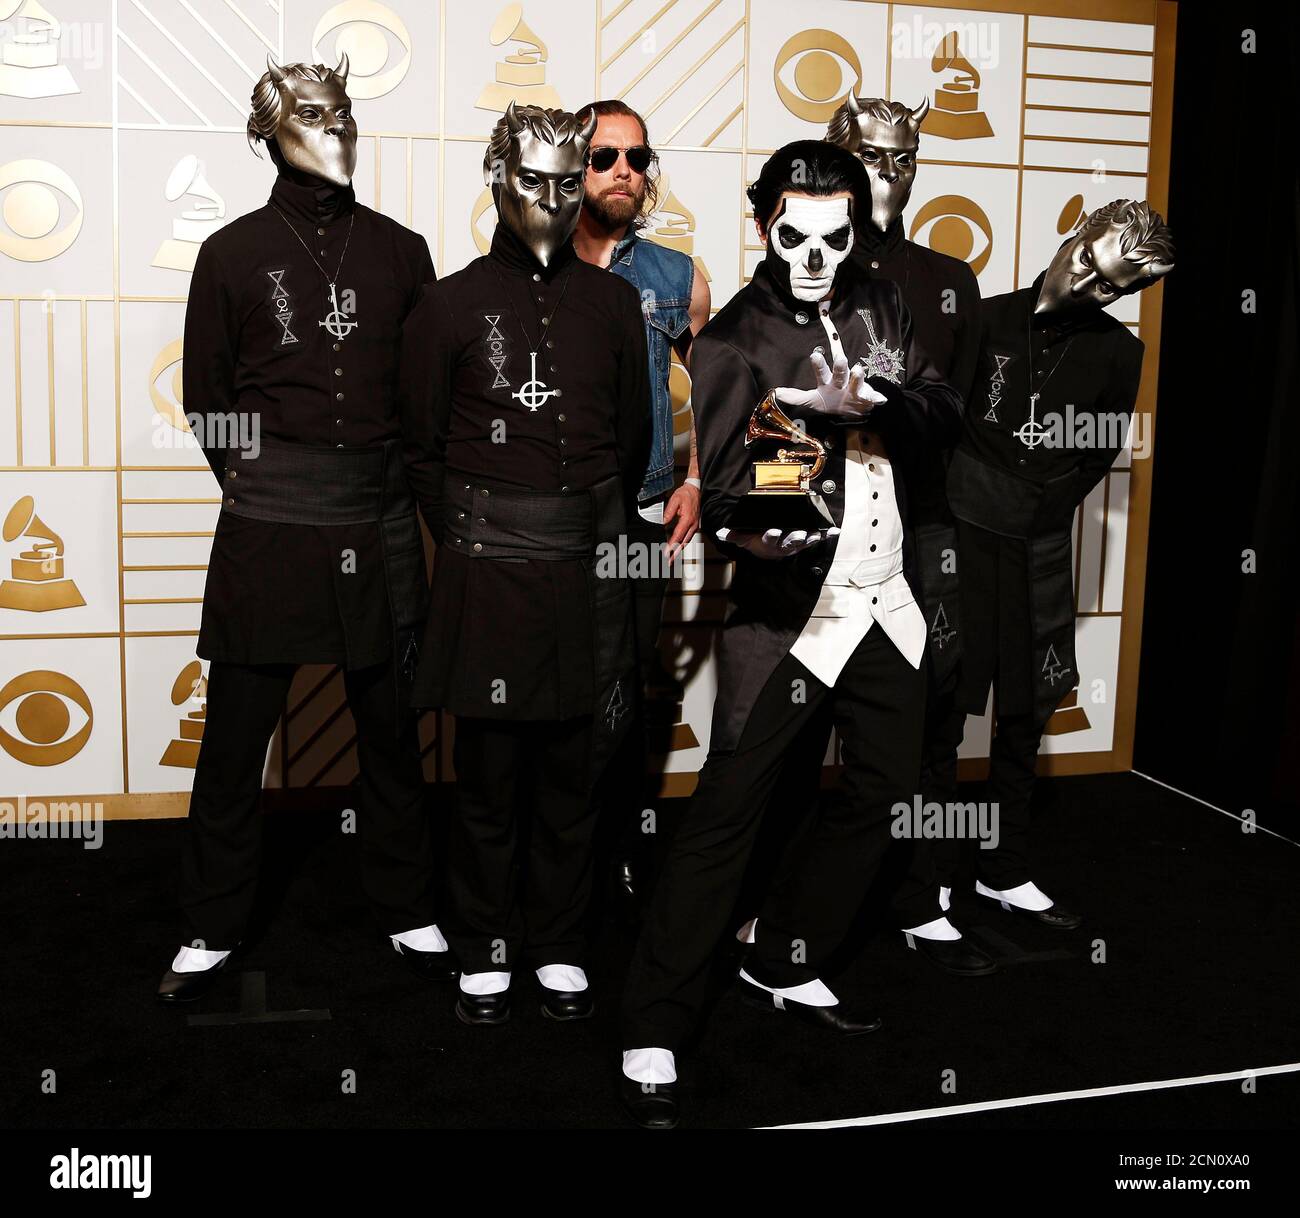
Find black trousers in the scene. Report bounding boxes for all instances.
[921,694,1041,891]
[446,714,597,974]
[601,509,671,858]
[919,520,1046,891]
[178,658,435,949]
[622,626,934,1051]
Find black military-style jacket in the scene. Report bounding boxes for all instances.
[186,170,435,668]
[946,272,1145,723]
[695,257,963,752]
[851,216,981,683]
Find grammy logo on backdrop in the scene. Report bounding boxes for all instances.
[1044,685,1091,736]
[645,177,712,285]
[151,155,226,273]
[476,4,560,112]
[923,32,993,140]
[0,496,85,611]
[0,0,78,99]
[159,661,206,769]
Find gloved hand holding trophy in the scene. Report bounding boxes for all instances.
[717,351,885,559]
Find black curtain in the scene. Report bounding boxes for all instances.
[1135,9,1299,825]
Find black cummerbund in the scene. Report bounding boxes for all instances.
[221,437,414,525]
[441,471,624,560]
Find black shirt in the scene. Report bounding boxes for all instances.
[400,222,648,527]
[186,171,435,666]
[398,223,650,718]
[948,270,1144,539]
[850,216,981,402]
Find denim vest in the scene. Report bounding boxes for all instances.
[608,230,695,501]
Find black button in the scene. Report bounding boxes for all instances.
[811,566,824,576]
[872,492,879,499]
[872,518,878,526]
[333,342,341,352]
[336,392,344,401]
[532,273,541,282]
[550,365,557,373]
[870,544,876,552]
[335,418,342,425]
[557,413,566,422]
[1018,457,1027,465]
[561,484,569,492]
[316,227,325,236]
[872,596,878,604]
[546,340,554,349]
[477,517,486,525]
[559,438,567,446]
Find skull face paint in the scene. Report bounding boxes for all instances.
[763,194,855,302]
[265,55,356,187]
[487,102,597,268]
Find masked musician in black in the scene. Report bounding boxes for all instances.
[157,56,448,1003]
[619,140,963,1128]
[824,94,994,974]
[399,103,650,1028]
[939,199,1174,925]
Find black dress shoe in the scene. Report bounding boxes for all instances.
[977,889,1082,930]
[904,932,998,975]
[455,989,510,1026]
[156,954,230,1004]
[619,1074,679,1129]
[392,941,460,982]
[540,986,594,1021]
[736,973,882,1036]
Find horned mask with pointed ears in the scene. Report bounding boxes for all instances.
[247,54,357,187]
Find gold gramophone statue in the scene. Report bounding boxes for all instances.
[160,660,207,768]
[476,3,561,111]
[923,31,993,140]
[0,494,85,611]
[727,391,835,532]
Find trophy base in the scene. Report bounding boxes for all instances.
[727,490,835,535]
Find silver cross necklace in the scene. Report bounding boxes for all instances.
[271,207,358,342]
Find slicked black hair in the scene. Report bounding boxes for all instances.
[746,139,871,234]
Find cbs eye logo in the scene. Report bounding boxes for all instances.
[909,194,993,276]
[313,0,412,99]
[0,159,84,263]
[148,338,187,433]
[773,30,862,125]
[0,670,93,767]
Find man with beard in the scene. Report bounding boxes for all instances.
[157,56,449,1004]
[825,94,993,975]
[619,140,962,1128]
[572,99,710,916]
[940,199,1174,926]
[399,103,650,1027]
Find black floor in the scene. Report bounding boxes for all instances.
[2,772,1297,1130]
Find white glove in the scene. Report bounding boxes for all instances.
[716,526,840,559]
[773,350,887,420]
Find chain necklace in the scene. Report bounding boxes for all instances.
[271,206,358,342]
[490,261,574,412]
[1015,308,1076,450]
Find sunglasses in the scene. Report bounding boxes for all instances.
[588,144,655,174]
